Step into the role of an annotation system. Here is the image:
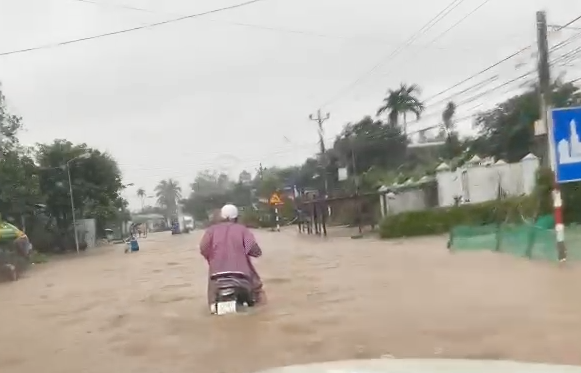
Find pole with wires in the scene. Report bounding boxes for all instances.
[309,109,330,196]
[350,135,363,236]
[309,109,331,228]
[537,10,566,262]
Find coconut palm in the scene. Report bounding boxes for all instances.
[136,188,146,211]
[442,101,457,135]
[376,83,424,135]
[440,101,459,160]
[154,179,182,217]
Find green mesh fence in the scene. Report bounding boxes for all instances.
[449,215,581,262]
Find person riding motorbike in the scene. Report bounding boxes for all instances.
[199,204,266,307]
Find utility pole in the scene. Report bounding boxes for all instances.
[537,10,566,261]
[308,109,330,197]
[350,135,362,235]
[537,11,551,168]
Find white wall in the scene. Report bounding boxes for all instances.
[379,188,429,217]
[76,218,96,248]
[435,154,540,207]
[384,189,428,215]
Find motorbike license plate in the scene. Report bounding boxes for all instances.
[213,300,237,315]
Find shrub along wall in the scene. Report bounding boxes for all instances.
[378,196,537,239]
[377,166,581,239]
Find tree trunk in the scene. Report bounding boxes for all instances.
[403,112,408,136]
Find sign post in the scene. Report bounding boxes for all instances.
[547,107,581,261]
[269,192,284,232]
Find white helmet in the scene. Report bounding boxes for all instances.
[220,204,239,220]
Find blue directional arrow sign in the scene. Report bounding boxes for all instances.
[552,106,581,183]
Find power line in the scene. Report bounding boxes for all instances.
[64,0,475,49]
[380,0,493,83]
[555,15,581,31]
[423,13,581,104]
[125,65,576,182]
[67,0,498,51]
[422,45,532,103]
[133,71,568,176]
[318,0,467,108]
[402,42,581,132]
[424,0,492,46]
[309,0,493,117]
[425,31,581,107]
[423,75,500,108]
[123,68,548,177]
[0,0,268,57]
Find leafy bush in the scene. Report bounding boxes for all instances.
[533,166,581,224]
[379,196,536,239]
[30,251,49,264]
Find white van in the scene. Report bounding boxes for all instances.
[184,216,195,231]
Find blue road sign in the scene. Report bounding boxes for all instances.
[552,106,581,183]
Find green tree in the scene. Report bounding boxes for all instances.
[438,101,462,160]
[183,171,255,222]
[155,178,182,217]
[0,149,43,230]
[0,84,23,154]
[0,84,40,227]
[238,170,252,184]
[35,140,125,233]
[473,79,581,162]
[333,116,407,178]
[376,83,424,135]
[191,170,231,196]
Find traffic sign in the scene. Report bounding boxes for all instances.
[551,106,581,183]
[269,193,284,205]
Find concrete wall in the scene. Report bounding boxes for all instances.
[435,154,539,207]
[380,188,428,217]
[378,154,540,218]
[76,218,96,248]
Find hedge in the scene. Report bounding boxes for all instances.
[378,196,537,239]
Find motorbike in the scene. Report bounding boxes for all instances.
[210,271,256,315]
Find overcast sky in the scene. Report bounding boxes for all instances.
[2,0,581,209]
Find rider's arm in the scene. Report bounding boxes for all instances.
[242,228,262,258]
[199,228,213,260]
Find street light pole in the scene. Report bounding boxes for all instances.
[66,153,91,254]
[66,162,79,254]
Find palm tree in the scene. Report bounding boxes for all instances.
[136,188,146,211]
[154,179,182,217]
[441,101,458,159]
[442,101,457,135]
[376,83,424,135]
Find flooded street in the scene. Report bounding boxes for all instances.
[2,229,581,373]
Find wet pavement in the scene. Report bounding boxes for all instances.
[1,229,581,373]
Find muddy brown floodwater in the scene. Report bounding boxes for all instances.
[2,229,581,373]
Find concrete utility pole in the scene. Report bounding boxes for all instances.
[536,10,566,261]
[349,135,363,235]
[308,109,330,197]
[537,10,551,168]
